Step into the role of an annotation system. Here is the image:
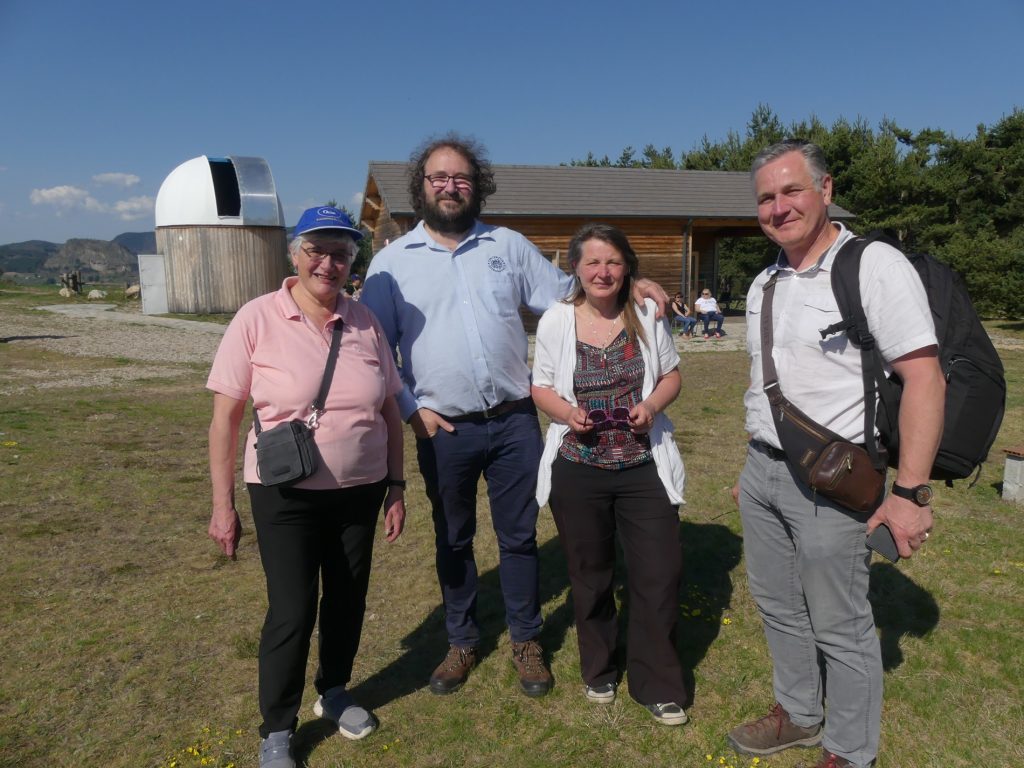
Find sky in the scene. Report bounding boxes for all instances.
[1,0,1021,245]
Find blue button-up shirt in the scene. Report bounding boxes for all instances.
[361,220,574,419]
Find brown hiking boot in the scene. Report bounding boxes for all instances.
[726,702,823,756]
[510,639,553,697]
[804,748,863,768]
[429,645,477,695]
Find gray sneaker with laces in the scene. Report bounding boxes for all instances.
[644,702,689,725]
[313,686,378,740]
[259,729,294,768]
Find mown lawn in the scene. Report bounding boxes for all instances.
[0,295,1021,768]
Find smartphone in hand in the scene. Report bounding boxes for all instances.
[866,523,900,563]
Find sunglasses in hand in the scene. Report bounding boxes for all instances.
[586,407,631,426]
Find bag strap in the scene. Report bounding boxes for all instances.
[821,236,890,470]
[759,271,844,447]
[254,320,344,434]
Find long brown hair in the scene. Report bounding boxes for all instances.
[565,222,646,347]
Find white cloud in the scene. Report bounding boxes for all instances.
[93,172,140,188]
[350,191,365,208]
[110,195,155,221]
[30,185,98,209]
[29,185,153,221]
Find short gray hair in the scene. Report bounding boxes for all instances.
[288,232,359,262]
[750,139,829,190]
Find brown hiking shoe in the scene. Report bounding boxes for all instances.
[726,702,823,756]
[510,639,553,697]
[429,645,477,695]
[805,749,860,768]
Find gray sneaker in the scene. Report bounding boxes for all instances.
[313,686,378,741]
[259,729,294,768]
[584,682,617,704]
[644,702,689,726]
[726,702,822,756]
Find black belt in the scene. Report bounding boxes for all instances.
[751,440,788,461]
[444,397,532,423]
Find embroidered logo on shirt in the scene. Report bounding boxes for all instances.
[487,256,507,273]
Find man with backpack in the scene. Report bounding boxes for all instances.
[727,140,946,768]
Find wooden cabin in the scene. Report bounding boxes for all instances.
[359,162,853,307]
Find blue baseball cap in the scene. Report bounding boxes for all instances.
[294,206,364,240]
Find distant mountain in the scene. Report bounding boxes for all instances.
[0,232,157,277]
[43,239,137,276]
[0,240,60,273]
[113,231,156,254]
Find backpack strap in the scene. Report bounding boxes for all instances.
[823,235,891,470]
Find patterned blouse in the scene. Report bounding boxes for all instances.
[559,329,653,470]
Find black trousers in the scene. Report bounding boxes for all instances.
[248,480,385,737]
[548,456,685,706]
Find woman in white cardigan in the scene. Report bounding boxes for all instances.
[531,223,687,725]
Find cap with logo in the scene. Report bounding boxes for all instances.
[294,206,364,240]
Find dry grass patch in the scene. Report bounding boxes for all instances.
[0,297,1021,767]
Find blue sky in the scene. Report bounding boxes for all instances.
[1,0,1021,244]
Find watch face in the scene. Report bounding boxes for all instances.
[914,485,934,505]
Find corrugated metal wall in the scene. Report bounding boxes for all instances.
[157,226,289,313]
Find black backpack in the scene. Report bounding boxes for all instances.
[823,233,1006,483]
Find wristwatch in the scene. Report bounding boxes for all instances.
[891,482,933,506]
[387,478,407,490]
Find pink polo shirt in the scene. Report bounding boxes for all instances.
[207,277,402,490]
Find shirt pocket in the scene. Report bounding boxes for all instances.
[798,299,846,351]
[479,272,521,318]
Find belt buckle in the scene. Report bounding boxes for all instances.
[481,403,500,419]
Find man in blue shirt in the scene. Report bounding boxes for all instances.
[361,134,666,698]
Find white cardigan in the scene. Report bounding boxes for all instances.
[532,298,686,507]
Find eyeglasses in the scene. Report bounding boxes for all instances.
[425,172,474,190]
[587,407,630,426]
[301,244,351,265]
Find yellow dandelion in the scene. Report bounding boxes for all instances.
[706,755,713,761]
[993,568,1003,574]
[2,441,17,448]
[752,759,761,765]
[722,617,732,625]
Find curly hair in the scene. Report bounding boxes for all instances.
[407,132,497,219]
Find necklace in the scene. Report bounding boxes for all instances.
[583,307,621,365]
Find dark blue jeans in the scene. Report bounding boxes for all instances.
[416,404,544,647]
[701,311,725,335]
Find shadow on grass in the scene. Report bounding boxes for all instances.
[0,334,71,342]
[293,537,573,763]
[676,521,744,705]
[868,562,940,670]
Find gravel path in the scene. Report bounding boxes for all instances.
[0,303,224,394]
[2,300,1017,395]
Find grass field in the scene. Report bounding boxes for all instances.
[1,288,1022,768]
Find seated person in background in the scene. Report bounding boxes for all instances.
[695,289,725,339]
[670,292,697,337]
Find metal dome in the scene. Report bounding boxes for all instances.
[155,155,285,228]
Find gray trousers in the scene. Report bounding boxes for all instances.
[738,443,881,768]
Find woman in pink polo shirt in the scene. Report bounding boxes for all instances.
[206,207,405,768]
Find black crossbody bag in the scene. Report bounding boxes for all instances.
[760,273,885,514]
[253,322,343,487]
